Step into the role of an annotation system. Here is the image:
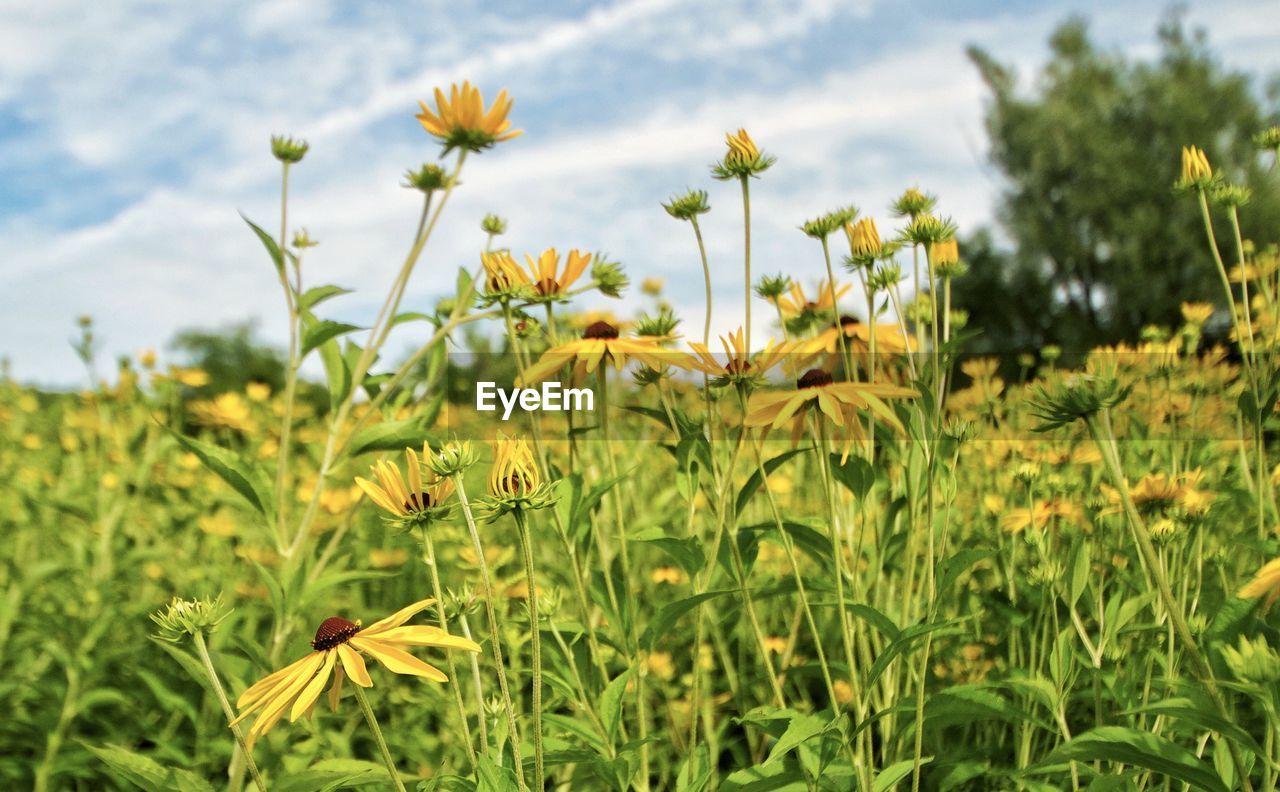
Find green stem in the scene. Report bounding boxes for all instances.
[193,632,268,792]
[691,215,713,348]
[513,509,545,790]
[1088,409,1253,792]
[353,686,407,792]
[454,476,529,791]
[740,175,753,352]
[420,528,478,770]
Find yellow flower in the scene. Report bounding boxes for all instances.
[1178,145,1213,188]
[245,382,272,402]
[524,248,592,297]
[650,567,687,585]
[641,277,665,296]
[763,636,787,654]
[725,128,760,164]
[233,599,480,748]
[21,433,41,450]
[138,349,157,369]
[489,434,541,498]
[480,250,530,295]
[845,217,882,259]
[646,651,676,680]
[833,680,854,704]
[518,320,695,385]
[688,327,790,381]
[369,548,409,568]
[355,443,454,520]
[189,392,254,433]
[796,316,915,361]
[744,368,916,434]
[930,238,959,267]
[1240,556,1280,607]
[416,82,521,153]
[713,128,775,179]
[999,499,1080,533]
[774,279,849,318]
[1181,302,1214,325]
[199,511,238,538]
[172,367,210,387]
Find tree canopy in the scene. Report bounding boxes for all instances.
[956,14,1280,356]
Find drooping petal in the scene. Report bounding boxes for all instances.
[374,625,482,652]
[338,643,374,687]
[290,651,337,722]
[352,637,449,682]
[361,598,437,636]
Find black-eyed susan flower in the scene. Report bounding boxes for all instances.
[845,217,882,264]
[416,82,521,154]
[1175,145,1214,191]
[233,599,480,748]
[688,327,790,387]
[480,250,530,299]
[517,320,695,386]
[712,128,775,180]
[1240,556,1280,608]
[524,248,592,299]
[795,315,915,363]
[773,279,850,319]
[483,433,554,514]
[744,368,916,443]
[354,443,454,527]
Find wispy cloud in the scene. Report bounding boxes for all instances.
[1,0,1275,384]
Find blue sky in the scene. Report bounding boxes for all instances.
[2,0,1278,385]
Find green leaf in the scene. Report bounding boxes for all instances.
[873,757,932,792]
[169,431,273,520]
[641,591,733,649]
[676,745,713,792]
[240,212,283,273]
[1123,697,1269,763]
[318,338,351,410]
[925,684,1044,732]
[721,762,809,791]
[764,711,827,765]
[298,284,352,311]
[476,754,521,792]
[828,454,875,499]
[347,417,433,458]
[634,530,705,577]
[85,744,216,792]
[600,666,636,744]
[1039,727,1228,792]
[301,319,362,358]
[273,759,385,792]
[736,449,807,515]
[1067,538,1090,607]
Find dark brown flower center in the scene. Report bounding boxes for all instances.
[403,491,435,512]
[797,368,833,389]
[535,278,559,296]
[312,616,360,651]
[725,359,752,375]
[583,321,619,340]
[839,314,861,328]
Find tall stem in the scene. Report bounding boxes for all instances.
[353,686,407,792]
[691,215,713,348]
[740,175,753,352]
[420,528,478,770]
[513,510,545,789]
[1087,410,1253,792]
[454,476,529,792]
[274,162,299,550]
[192,633,268,792]
[821,236,852,380]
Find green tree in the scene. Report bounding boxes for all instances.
[956,14,1280,356]
[170,322,286,394]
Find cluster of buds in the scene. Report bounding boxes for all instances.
[152,595,232,642]
[801,205,858,240]
[270,134,309,164]
[662,189,711,221]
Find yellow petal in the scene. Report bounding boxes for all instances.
[290,651,337,722]
[352,637,448,682]
[361,598,437,636]
[338,643,374,687]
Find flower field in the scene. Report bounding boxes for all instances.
[7,83,1280,792]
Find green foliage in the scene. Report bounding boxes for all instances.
[958,14,1280,355]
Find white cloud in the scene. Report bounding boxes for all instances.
[2,0,1277,384]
